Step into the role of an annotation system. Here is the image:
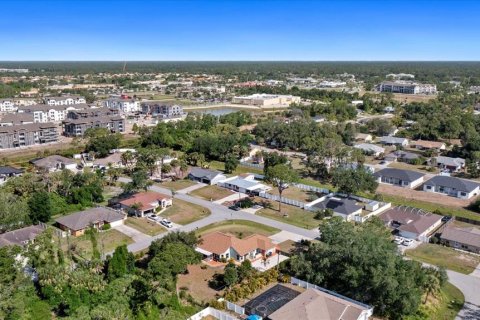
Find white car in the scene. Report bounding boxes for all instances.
[393,236,404,245]
[402,239,414,246]
[146,214,157,222]
[161,219,173,228]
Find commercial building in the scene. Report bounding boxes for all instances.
[232,94,301,107]
[379,81,437,95]
[44,95,86,106]
[0,122,58,149]
[141,101,185,118]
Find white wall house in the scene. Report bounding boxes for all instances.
[44,96,86,106]
[374,168,425,189]
[423,176,480,199]
[218,174,271,195]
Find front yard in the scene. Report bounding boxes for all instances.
[125,217,166,236]
[161,199,211,225]
[159,179,197,191]
[196,220,279,238]
[255,198,320,230]
[190,185,234,201]
[405,243,480,274]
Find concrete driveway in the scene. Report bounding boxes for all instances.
[113,224,151,243]
[176,182,207,194]
[269,230,314,243]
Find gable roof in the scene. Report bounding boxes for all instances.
[189,167,224,181]
[55,207,125,231]
[353,143,385,153]
[385,150,420,160]
[268,288,370,320]
[379,207,443,236]
[0,166,23,175]
[441,224,480,248]
[197,231,276,256]
[31,155,76,168]
[118,191,171,211]
[0,225,44,248]
[413,140,445,149]
[435,156,465,167]
[425,176,480,193]
[379,136,408,144]
[374,168,425,182]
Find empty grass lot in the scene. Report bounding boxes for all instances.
[255,198,320,230]
[209,160,264,175]
[190,185,233,201]
[196,220,279,238]
[269,185,318,202]
[161,199,211,225]
[405,243,480,274]
[125,217,166,236]
[159,179,197,191]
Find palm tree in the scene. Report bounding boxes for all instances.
[423,273,441,303]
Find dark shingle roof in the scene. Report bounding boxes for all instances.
[425,176,480,193]
[312,198,363,215]
[0,166,23,175]
[189,167,223,181]
[0,225,44,248]
[441,225,480,248]
[374,168,425,182]
[55,207,125,231]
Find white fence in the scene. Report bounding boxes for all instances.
[258,191,307,208]
[293,183,330,194]
[239,161,264,169]
[226,301,245,315]
[188,307,239,320]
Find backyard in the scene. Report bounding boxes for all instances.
[125,217,166,236]
[196,220,279,238]
[255,198,320,230]
[405,243,480,274]
[209,160,263,175]
[190,185,234,201]
[177,264,225,303]
[268,185,319,203]
[161,199,211,225]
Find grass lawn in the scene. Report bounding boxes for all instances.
[62,229,133,260]
[298,177,336,192]
[190,185,233,201]
[408,282,464,320]
[255,198,320,230]
[125,217,166,236]
[159,179,197,191]
[161,199,211,225]
[405,243,480,274]
[269,185,318,202]
[196,220,279,238]
[209,160,263,175]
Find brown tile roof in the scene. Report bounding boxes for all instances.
[118,191,170,211]
[198,231,276,256]
[268,288,370,320]
[441,224,480,248]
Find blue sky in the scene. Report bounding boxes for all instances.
[0,0,478,61]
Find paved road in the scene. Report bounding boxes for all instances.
[447,270,480,320]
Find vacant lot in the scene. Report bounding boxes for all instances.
[209,160,263,175]
[255,198,320,230]
[196,220,279,238]
[405,243,480,274]
[161,199,210,225]
[177,264,225,303]
[159,179,197,191]
[62,229,133,260]
[388,161,438,174]
[269,185,318,203]
[125,217,166,236]
[190,185,233,201]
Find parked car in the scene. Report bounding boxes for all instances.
[442,216,452,222]
[146,214,158,222]
[393,236,404,245]
[161,219,173,228]
[402,239,414,246]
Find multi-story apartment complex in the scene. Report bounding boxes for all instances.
[0,122,58,149]
[63,109,125,137]
[0,113,35,126]
[232,93,301,106]
[141,101,184,118]
[103,97,139,113]
[0,99,17,113]
[17,104,88,123]
[379,81,437,95]
[44,95,86,106]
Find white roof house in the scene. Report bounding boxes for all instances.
[354,143,385,156]
[379,136,409,146]
[218,174,270,195]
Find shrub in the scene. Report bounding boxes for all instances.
[102,223,111,231]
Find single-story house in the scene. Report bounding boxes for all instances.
[433,156,465,173]
[379,136,409,147]
[384,150,421,164]
[440,224,480,254]
[423,175,480,199]
[56,207,126,236]
[268,287,374,320]
[93,152,124,169]
[30,155,78,172]
[117,191,172,217]
[196,231,277,263]
[355,133,373,143]
[379,207,443,241]
[188,167,226,185]
[353,143,385,157]
[0,166,23,184]
[374,168,425,189]
[412,140,446,151]
[0,225,45,248]
[218,174,270,195]
[309,197,363,221]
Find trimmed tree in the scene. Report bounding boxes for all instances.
[267,164,299,214]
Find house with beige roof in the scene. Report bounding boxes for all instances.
[440,224,480,254]
[196,231,277,263]
[116,191,172,217]
[412,140,446,151]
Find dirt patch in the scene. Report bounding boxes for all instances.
[177,264,225,303]
[377,184,475,208]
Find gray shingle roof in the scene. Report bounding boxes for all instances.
[0,166,23,175]
[55,207,125,231]
[424,176,480,193]
[385,150,420,160]
[312,198,363,215]
[189,167,223,181]
[31,155,76,168]
[441,225,480,248]
[374,168,425,182]
[0,225,44,248]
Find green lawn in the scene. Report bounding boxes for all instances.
[160,199,211,225]
[298,177,336,192]
[190,185,233,201]
[405,243,480,274]
[209,160,264,175]
[196,219,279,238]
[269,185,318,202]
[255,198,320,230]
[158,179,197,191]
[125,217,166,236]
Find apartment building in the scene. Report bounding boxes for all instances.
[0,99,17,113]
[0,122,58,149]
[141,101,184,118]
[44,95,86,106]
[0,113,35,126]
[104,97,139,113]
[379,81,437,95]
[232,93,301,106]
[63,114,125,137]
